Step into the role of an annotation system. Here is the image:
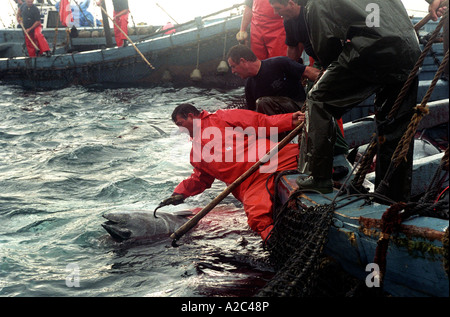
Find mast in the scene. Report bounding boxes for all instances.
[99,0,113,48]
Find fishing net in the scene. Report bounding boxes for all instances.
[256,189,335,297]
[254,11,449,297]
[256,146,449,297]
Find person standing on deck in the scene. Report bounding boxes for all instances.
[292,0,420,202]
[17,0,51,57]
[159,104,304,241]
[237,0,287,60]
[269,0,316,66]
[268,0,350,178]
[97,0,130,47]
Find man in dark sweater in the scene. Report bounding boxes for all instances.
[227,44,317,112]
[227,44,349,159]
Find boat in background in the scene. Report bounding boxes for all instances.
[0,5,447,94]
[0,4,245,89]
[0,1,163,57]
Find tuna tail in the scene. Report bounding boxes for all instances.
[102,222,132,242]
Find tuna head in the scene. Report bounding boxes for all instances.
[102,209,192,242]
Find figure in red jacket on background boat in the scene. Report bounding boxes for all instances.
[159,104,304,242]
[97,0,130,47]
[17,0,51,57]
[237,0,287,60]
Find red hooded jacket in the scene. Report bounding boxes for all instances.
[174,109,299,240]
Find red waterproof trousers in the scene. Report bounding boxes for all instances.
[113,11,129,47]
[173,109,299,241]
[25,25,50,57]
[250,0,287,59]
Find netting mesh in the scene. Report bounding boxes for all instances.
[255,163,448,296]
[256,190,335,297]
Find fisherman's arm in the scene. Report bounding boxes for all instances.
[26,21,41,33]
[237,0,252,42]
[221,109,304,136]
[304,1,343,68]
[159,168,215,207]
[427,0,448,21]
[284,57,319,82]
[173,167,215,199]
[303,66,320,82]
[287,44,303,62]
[115,9,129,18]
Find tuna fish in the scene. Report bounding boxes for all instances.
[102,209,192,242]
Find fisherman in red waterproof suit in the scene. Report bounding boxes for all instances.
[17,0,51,57]
[237,0,288,60]
[160,104,304,241]
[97,0,129,47]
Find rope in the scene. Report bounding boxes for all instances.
[374,197,449,286]
[376,49,449,196]
[387,10,448,120]
[196,40,200,69]
[373,145,449,287]
[421,146,449,206]
[221,28,228,60]
[350,134,378,190]
[444,227,449,277]
[373,202,407,283]
[353,11,449,194]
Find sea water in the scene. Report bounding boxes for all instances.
[0,84,273,297]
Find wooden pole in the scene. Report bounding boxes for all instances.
[8,0,40,52]
[155,3,179,24]
[98,0,113,48]
[170,121,305,246]
[414,13,434,32]
[98,5,155,70]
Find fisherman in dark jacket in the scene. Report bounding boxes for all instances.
[17,0,51,57]
[293,0,421,202]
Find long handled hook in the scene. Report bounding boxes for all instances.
[153,203,165,218]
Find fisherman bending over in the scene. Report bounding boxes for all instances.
[159,104,304,241]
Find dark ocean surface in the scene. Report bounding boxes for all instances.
[0,84,277,297]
